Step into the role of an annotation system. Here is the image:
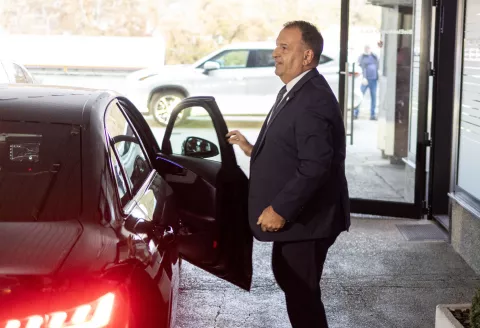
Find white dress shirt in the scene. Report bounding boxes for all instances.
[282,69,312,101]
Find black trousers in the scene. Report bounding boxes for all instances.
[272,236,337,328]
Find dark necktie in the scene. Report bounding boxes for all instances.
[267,85,287,124]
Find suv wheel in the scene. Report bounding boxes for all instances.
[149,91,189,126]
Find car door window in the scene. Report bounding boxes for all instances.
[251,50,275,68]
[105,101,152,196]
[109,145,131,206]
[208,50,249,69]
[167,106,221,162]
[12,63,29,83]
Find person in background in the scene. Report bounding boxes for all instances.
[355,45,379,120]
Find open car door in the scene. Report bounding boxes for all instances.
[157,97,252,291]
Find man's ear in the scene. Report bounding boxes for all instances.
[303,49,315,66]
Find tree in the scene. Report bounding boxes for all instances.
[0,0,382,64]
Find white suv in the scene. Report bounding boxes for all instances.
[126,42,362,126]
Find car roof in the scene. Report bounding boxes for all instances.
[221,41,276,50]
[0,84,112,125]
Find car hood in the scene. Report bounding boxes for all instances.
[126,64,198,85]
[127,64,192,79]
[0,220,82,276]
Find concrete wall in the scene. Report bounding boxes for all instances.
[450,198,480,274]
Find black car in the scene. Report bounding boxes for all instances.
[0,84,253,328]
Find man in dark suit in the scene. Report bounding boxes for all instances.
[227,20,350,328]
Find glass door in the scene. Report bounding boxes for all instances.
[338,0,432,218]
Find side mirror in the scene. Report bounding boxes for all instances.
[203,61,220,72]
[182,136,219,159]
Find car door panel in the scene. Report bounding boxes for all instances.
[158,96,252,291]
[157,154,219,263]
[131,171,181,328]
[117,96,252,290]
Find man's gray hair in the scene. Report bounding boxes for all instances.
[284,20,324,64]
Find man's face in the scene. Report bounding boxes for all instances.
[364,46,371,54]
[272,27,311,84]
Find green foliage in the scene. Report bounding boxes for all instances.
[472,288,480,328]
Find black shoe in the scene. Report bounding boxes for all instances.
[370,116,377,121]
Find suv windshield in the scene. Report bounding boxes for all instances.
[0,122,81,221]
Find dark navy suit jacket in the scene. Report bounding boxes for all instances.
[248,69,351,242]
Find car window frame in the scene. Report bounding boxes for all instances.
[107,141,133,209]
[167,107,222,163]
[104,99,154,204]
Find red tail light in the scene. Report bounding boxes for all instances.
[5,292,116,328]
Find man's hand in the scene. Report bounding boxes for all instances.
[226,130,253,157]
[257,206,286,232]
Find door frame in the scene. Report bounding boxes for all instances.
[159,96,253,291]
[338,0,433,219]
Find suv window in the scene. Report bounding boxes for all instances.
[105,101,152,198]
[208,50,249,69]
[251,50,275,68]
[0,122,82,221]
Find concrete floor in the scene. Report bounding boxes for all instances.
[175,217,480,328]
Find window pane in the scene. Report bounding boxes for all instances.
[344,0,418,203]
[457,5,480,201]
[211,50,249,68]
[169,106,221,162]
[254,50,275,67]
[105,102,152,195]
[109,146,130,205]
[0,122,81,221]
